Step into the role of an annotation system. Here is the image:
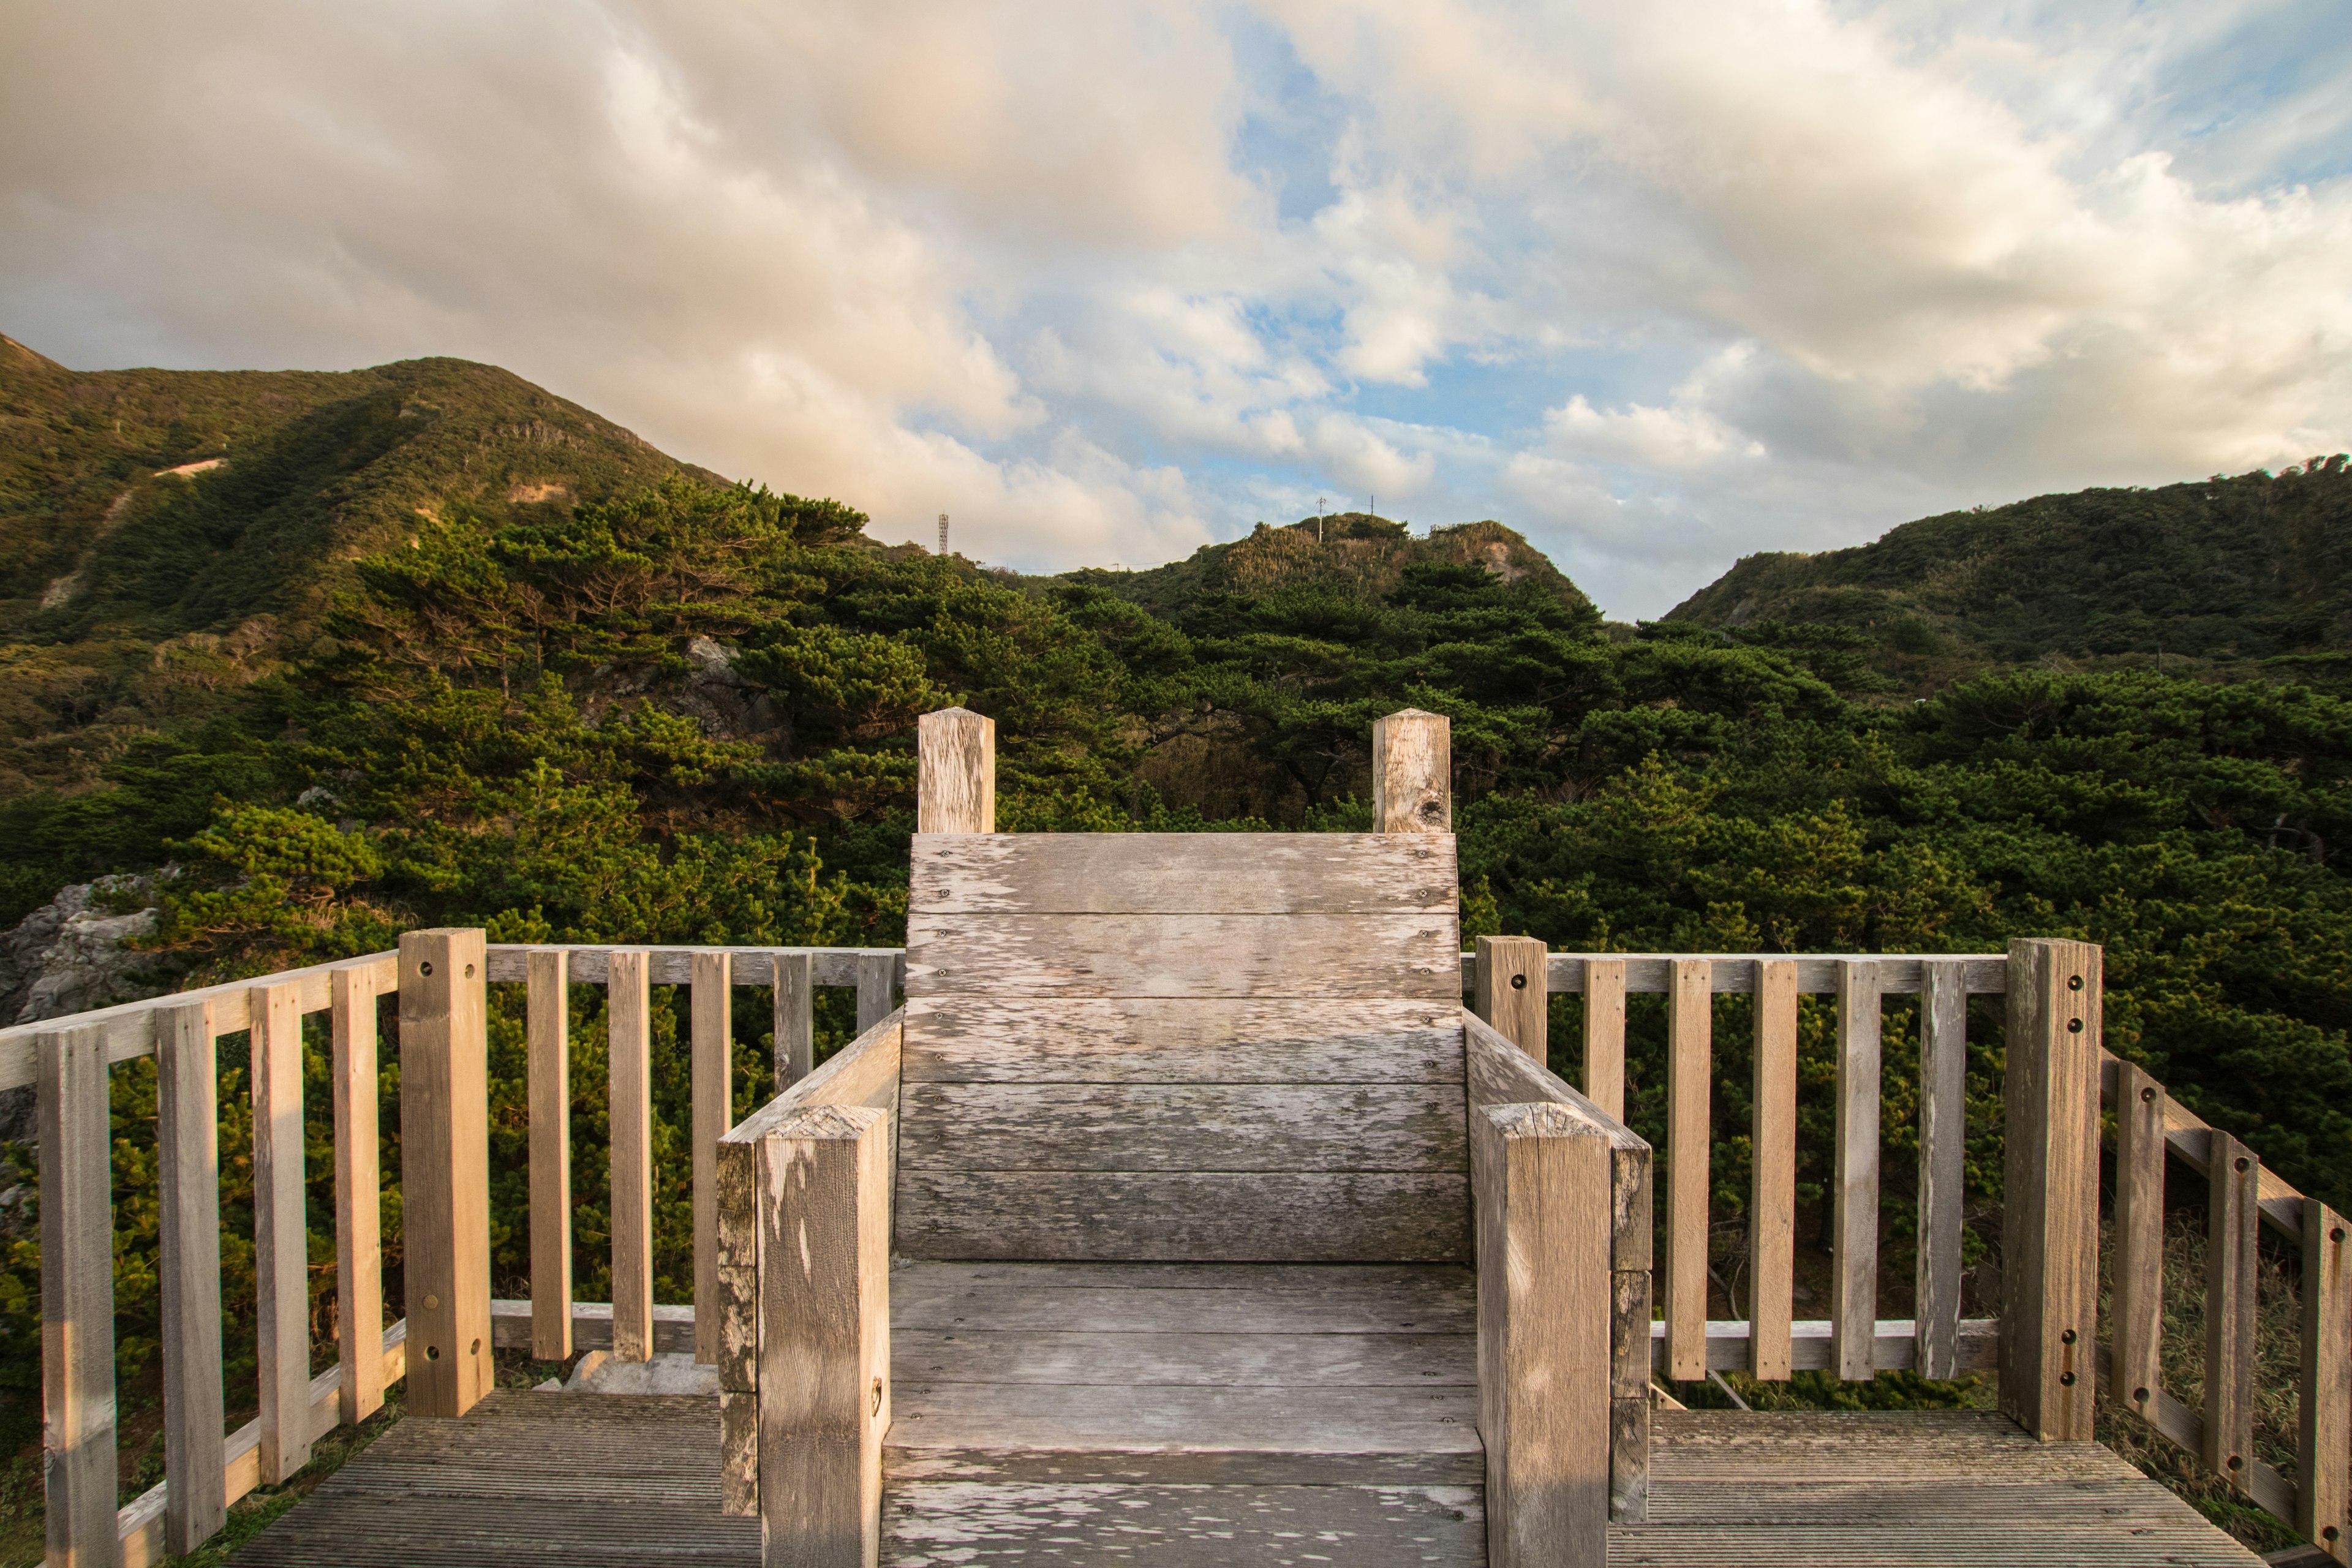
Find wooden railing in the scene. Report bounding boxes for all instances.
[6,936,903,1567]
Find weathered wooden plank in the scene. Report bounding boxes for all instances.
[904,913,1461,999]
[918,706,995,833]
[1830,960,1880,1382]
[1751,959,1797,1382]
[902,996,1463,1083]
[42,1025,117,1567]
[1475,1101,1611,1567]
[157,999,226,1556]
[1463,1009,1650,1267]
[891,1171,1472,1262]
[912,832,1459,914]
[2111,1060,2166,1423]
[486,1299,696,1355]
[2106,1049,2312,1241]
[1475,934,1549,1061]
[1612,1395,1650,1523]
[525,950,571,1362]
[2206,1132,2260,1493]
[1665,958,1712,1382]
[483,944,897,988]
[331,965,385,1427]
[692,951,731,1365]
[2302,1200,2350,1562]
[252,979,313,1482]
[724,1009,903,1147]
[1373,708,1452,832]
[1583,956,1627,1121]
[772,949,813,1090]
[1915,959,1968,1381]
[856,948,897,1034]
[606,949,654,1364]
[896,1081,1467,1172]
[894,1327,1471,1387]
[758,1105,892,1568]
[718,1390,758,1520]
[1999,938,2101,1441]
[1651,1318,2003,1374]
[398,929,494,1418]
[1540,953,2010,998]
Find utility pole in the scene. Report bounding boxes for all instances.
[938,513,948,557]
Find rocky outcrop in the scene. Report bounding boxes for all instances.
[0,875,182,1140]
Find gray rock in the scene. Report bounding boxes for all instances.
[0,875,181,1141]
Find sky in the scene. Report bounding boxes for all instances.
[4,1,2350,619]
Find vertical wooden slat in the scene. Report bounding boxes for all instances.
[1664,958,1711,1382]
[1474,1101,1611,1568]
[2206,1132,2260,1490]
[2301,1199,2350,1562]
[715,1136,761,1517]
[608,948,655,1363]
[526,949,572,1362]
[693,951,733,1365]
[251,979,312,1482]
[1750,958,1798,1381]
[331,965,385,1427]
[40,1025,116,1568]
[398,927,494,1419]
[757,1106,892,1567]
[916,706,997,834]
[1583,957,1627,1123]
[855,951,896,1037]
[1474,935,1548,1061]
[1915,959,1969,1379]
[1999,937,2101,1442]
[2111,1061,2166,1423]
[1830,959,1881,1382]
[772,951,813,1091]
[1372,708,1452,834]
[157,1000,225,1555]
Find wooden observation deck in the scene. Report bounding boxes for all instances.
[11,707,2345,1567]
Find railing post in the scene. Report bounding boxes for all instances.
[917,707,995,834]
[1830,959,1882,1381]
[2301,1199,2350,1561]
[1473,935,1547,1060]
[40,1023,116,1568]
[526,949,572,1362]
[693,950,733,1364]
[2206,1133,2260,1490]
[2111,1061,2166,1426]
[1372,709,1451,833]
[158,998,225,1556]
[332,965,386,1426]
[252,979,312,1481]
[772,951,814,1090]
[854,951,896,1036]
[398,927,492,1418]
[608,948,655,1363]
[1999,937,2100,1441]
[1582,957,1626,1121]
[1750,957,1798,1382]
[1664,958,1712,1382]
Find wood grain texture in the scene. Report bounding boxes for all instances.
[1830,960,1881,1382]
[1373,708,1452,833]
[606,949,654,1364]
[2301,1200,2350,1561]
[1653,1317,2000,1374]
[892,1170,1471,1262]
[2206,1133,2260,1491]
[1462,1009,1651,1267]
[157,999,225,1555]
[725,1010,903,1148]
[41,1025,116,1568]
[757,1106,892,1568]
[1914,960,1969,1381]
[692,950,731,1365]
[1665,958,1712,1382]
[1474,1101,1611,1568]
[398,929,493,1419]
[331,966,385,1427]
[252,979,313,1482]
[772,950,813,1090]
[1474,935,1548,1061]
[890,1261,1475,1336]
[2111,1060,2166,1425]
[904,912,1461,999]
[2097,1047,2312,1242]
[1751,959,1798,1382]
[484,946,897,989]
[1999,938,2101,1442]
[897,1081,1466,1172]
[857,948,897,1035]
[902,997,1464,1084]
[918,706,995,834]
[525,950,571,1362]
[894,1327,1471,1387]
[1541,953,2011,998]
[1583,957,1627,1121]
[911,832,1458,914]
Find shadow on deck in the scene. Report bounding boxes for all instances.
[229,1395,2264,1567]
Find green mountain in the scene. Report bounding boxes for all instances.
[1665,461,2352,689]
[0,335,715,796]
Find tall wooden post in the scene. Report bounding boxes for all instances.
[1830,959,1882,1381]
[40,1024,117,1568]
[608,949,655,1363]
[399,927,492,1418]
[526,949,573,1362]
[2301,1199,2350,1562]
[253,979,312,1481]
[917,707,995,834]
[1373,709,1450,833]
[693,950,734,1364]
[1664,959,1713,1381]
[1474,936,1547,1060]
[158,1000,225,1556]
[333,964,387,1423]
[1999,938,2100,1441]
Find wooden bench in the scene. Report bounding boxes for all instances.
[717,707,1650,1567]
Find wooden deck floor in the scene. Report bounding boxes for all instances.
[230,1396,2267,1567]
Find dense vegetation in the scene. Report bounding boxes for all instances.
[0,342,2346,1551]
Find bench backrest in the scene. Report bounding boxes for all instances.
[892,710,1468,1263]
